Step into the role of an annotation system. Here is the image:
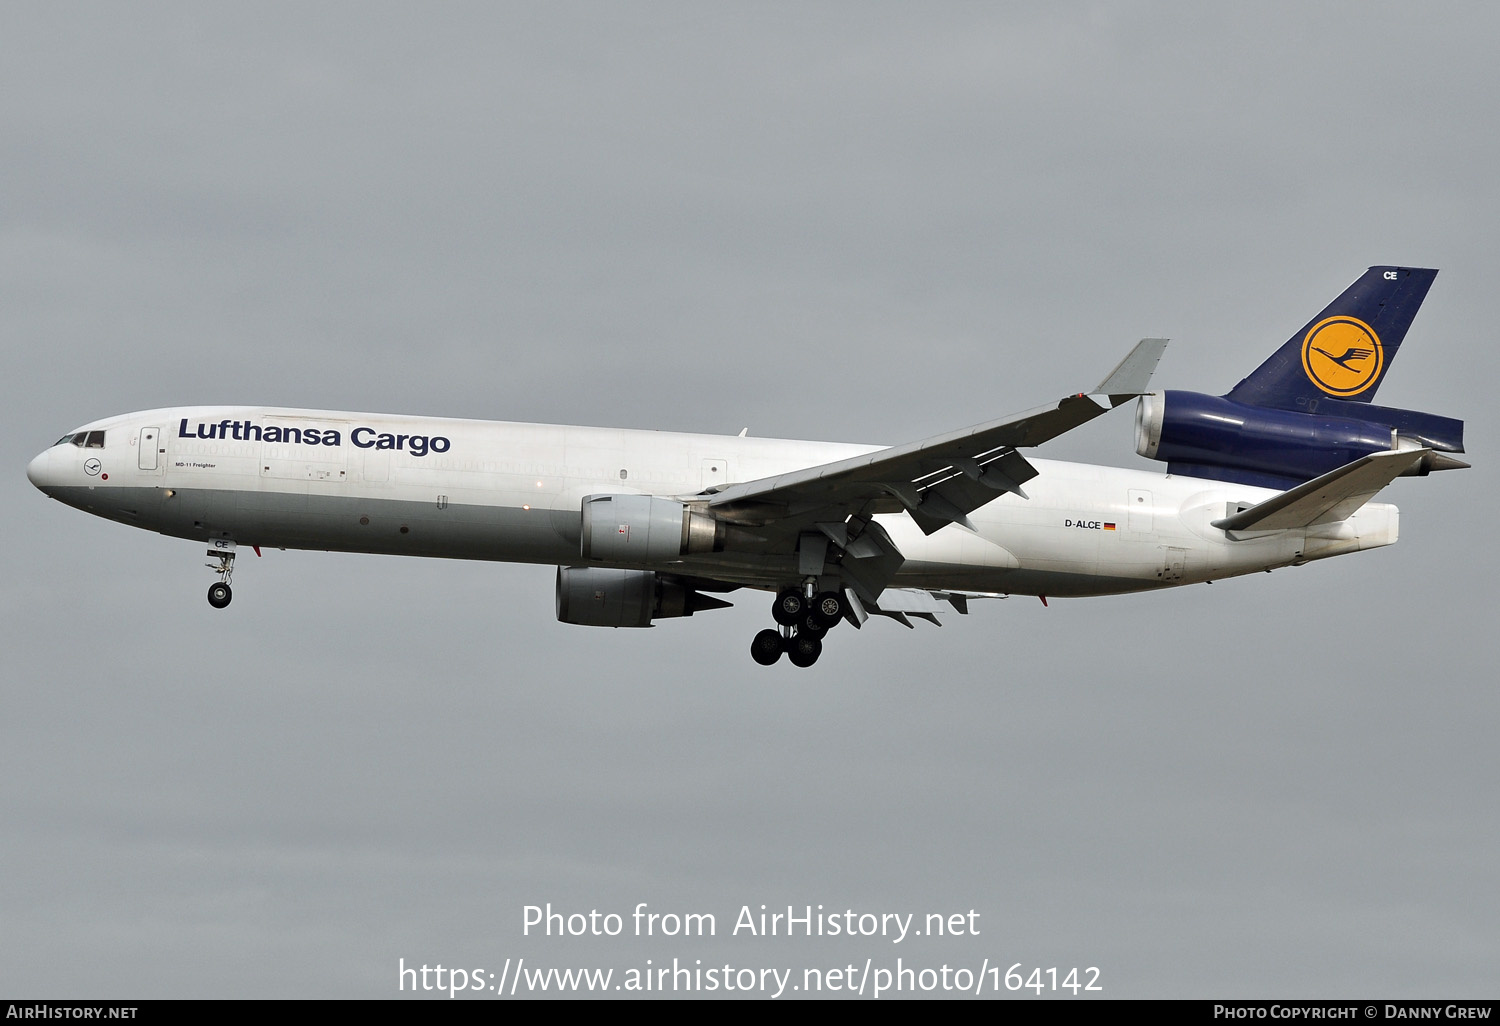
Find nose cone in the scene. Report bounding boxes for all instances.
[27,447,58,495]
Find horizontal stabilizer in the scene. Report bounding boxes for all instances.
[1211,449,1427,532]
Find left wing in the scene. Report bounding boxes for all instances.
[706,338,1168,536]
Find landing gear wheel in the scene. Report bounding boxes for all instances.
[811,591,845,628]
[771,589,807,626]
[787,632,822,668]
[751,628,784,666]
[799,614,828,637]
[207,582,233,609]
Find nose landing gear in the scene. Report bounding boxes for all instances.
[205,540,236,609]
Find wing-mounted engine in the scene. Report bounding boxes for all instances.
[1136,390,1466,488]
[580,494,723,561]
[555,566,733,627]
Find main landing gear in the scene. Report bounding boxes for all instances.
[750,587,846,667]
[205,541,236,609]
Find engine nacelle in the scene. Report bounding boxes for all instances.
[580,494,722,562]
[555,566,731,627]
[1136,390,1465,487]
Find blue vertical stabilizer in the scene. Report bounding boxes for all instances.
[1226,266,1437,410]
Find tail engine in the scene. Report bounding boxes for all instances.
[1135,391,1466,488]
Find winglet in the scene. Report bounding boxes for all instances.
[1092,338,1169,406]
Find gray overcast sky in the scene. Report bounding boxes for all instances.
[2,1,1496,999]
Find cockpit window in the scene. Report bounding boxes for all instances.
[54,431,105,448]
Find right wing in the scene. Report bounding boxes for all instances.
[706,338,1168,537]
[695,338,1166,603]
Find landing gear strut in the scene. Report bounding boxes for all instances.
[205,541,236,609]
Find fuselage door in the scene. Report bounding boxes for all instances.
[1159,546,1187,582]
[138,427,161,471]
[260,418,350,484]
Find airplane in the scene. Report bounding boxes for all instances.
[27,266,1466,667]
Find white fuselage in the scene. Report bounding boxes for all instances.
[26,406,1399,598]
